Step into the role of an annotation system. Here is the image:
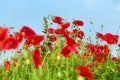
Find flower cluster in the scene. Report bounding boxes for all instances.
[96,32,119,44]
[0,16,120,80]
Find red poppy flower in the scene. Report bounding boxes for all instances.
[20,26,36,37]
[49,43,53,50]
[65,31,70,36]
[0,27,9,50]
[85,43,95,53]
[96,32,104,39]
[48,35,57,42]
[60,22,70,29]
[4,60,11,69]
[25,35,44,46]
[32,49,42,68]
[61,46,71,58]
[118,43,120,47]
[3,37,19,50]
[15,32,23,43]
[61,45,79,58]
[76,66,93,80]
[0,27,9,41]
[66,36,79,47]
[54,28,70,37]
[47,28,55,34]
[112,35,119,44]
[72,20,84,26]
[68,45,79,53]
[52,16,63,24]
[103,33,119,44]
[55,28,61,35]
[96,57,102,62]
[112,56,118,62]
[85,43,109,63]
[73,29,79,34]
[61,36,79,58]
[77,30,84,39]
[55,28,65,35]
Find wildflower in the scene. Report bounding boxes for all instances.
[3,37,19,50]
[85,43,109,63]
[48,43,53,50]
[25,35,44,46]
[95,56,106,63]
[61,46,71,58]
[73,29,79,34]
[85,43,95,53]
[96,32,119,44]
[66,36,79,47]
[60,22,70,29]
[32,49,42,68]
[71,28,79,36]
[77,30,84,39]
[76,66,93,80]
[48,35,57,42]
[104,33,119,44]
[47,28,55,34]
[96,32,104,39]
[55,28,65,35]
[82,52,91,60]
[4,60,11,69]
[118,43,120,47]
[52,16,63,24]
[96,57,102,63]
[20,26,36,37]
[66,37,79,53]
[0,27,9,41]
[112,56,118,62]
[61,36,79,58]
[72,20,84,26]
[15,32,23,43]
[0,27,9,50]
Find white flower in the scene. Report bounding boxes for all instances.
[77,76,85,80]
[57,72,62,78]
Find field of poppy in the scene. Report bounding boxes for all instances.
[0,15,120,80]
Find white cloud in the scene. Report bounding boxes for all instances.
[117,3,120,12]
[84,0,104,9]
[85,0,94,8]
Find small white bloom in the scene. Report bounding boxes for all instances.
[56,55,61,60]
[77,76,85,80]
[57,72,62,78]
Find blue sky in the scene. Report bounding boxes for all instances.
[0,0,120,62]
[0,0,120,35]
